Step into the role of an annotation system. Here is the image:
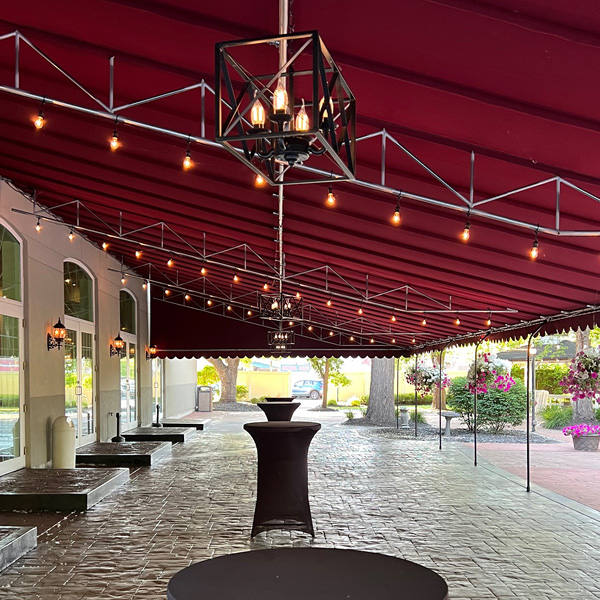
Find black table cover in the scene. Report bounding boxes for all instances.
[257,401,300,421]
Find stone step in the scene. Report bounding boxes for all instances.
[159,419,209,430]
[0,526,37,571]
[122,427,196,443]
[76,442,171,466]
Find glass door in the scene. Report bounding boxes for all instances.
[151,358,164,420]
[120,338,137,430]
[64,321,95,446]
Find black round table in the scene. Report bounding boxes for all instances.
[264,396,295,402]
[167,548,449,600]
[244,421,320,537]
[257,401,300,421]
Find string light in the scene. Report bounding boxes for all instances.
[233,274,239,283]
[486,311,492,327]
[135,249,142,259]
[164,289,171,296]
[255,173,266,186]
[184,294,191,301]
[263,282,269,291]
[308,325,313,331]
[167,257,174,267]
[326,185,336,207]
[121,275,126,284]
[295,99,310,132]
[461,221,470,242]
[207,299,213,306]
[326,297,332,307]
[250,96,266,128]
[247,310,253,316]
[35,218,41,233]
[201,267,207,275]
[421,315,427,326]
[349,335,355,342]
[142,282,147,290]
[412,337,416,343]
[391,338,396,344]
[296,291,301,299]
[358,306,363,315]
[370,338,375,343]
[455,314,461,326]
[68,228,75,241]
[392,194,401,225]
[530,226,540,259]
[110,118,119,151]
[102,241,108,250]
[391,314,396,322]
[329,331,334,336]
[34,108,45,130]
[227,305,232,311]
[289,321,294,326]
[183,141,193,170]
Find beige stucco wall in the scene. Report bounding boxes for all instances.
[163,358,197,418]
[0,181,152,468]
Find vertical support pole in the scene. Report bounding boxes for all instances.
[201,80,206,139]
[473,347,478,466]
[525,324,544,492]
[414,353,418,438]
[381,130,387,186]
[395,357,399,430]
[555,177,561,231]
[14,33,20,89]
[531,351,537,432]
[469,151,475,206]
[109,56,115,111]
[438,348,444,450]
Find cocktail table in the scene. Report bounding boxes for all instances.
[257,401,300,421]
[167,548,449,600]
[244,421,320,537]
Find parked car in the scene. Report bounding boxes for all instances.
[291,379,323,400]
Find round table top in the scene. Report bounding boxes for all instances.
[244,421,321,433]
[264,397,295,402]
[167,548,448,600]
[257,401,301,407]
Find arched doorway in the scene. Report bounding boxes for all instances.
[63,260,96,446]
[0,221,24,475]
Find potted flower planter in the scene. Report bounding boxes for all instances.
[572,435,600,451]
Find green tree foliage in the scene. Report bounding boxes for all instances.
[511,363,568,393]
[447,376,527,433]
[307,357,351,408]
[197,365,219,386]
[236,385,249,401]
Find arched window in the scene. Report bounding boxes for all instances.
[0,224,21,302]
[64,261,93,321]
[120,290,136,334]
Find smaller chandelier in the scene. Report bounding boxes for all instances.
[259,293,302,321]
[268,330,295,350]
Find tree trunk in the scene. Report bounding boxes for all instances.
[573,328,595,421]
[431,388,447,410]
[321,358,330,409]
[365,357,395,425]
[207,358,240,402]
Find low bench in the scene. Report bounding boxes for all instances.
[440,411,460,436]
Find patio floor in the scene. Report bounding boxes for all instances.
[1,406,599,599]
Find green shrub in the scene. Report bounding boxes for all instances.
[447,376,527,433]
[360,395,369,405]
[596,407,600,421]
[542,405,572,428]
[350,400,361,407]
[395,393,432,406]
[345,410,355,420]
[236,385,249,401]
[511,363,568,394]
[327,399,338,407]
[409,409,427,424]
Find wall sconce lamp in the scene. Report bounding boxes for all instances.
[146,345,158,360]
[47,318,67,350]
[110,334,125,358]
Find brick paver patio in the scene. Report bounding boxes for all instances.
[1,409,599,599]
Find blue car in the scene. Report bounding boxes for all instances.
[291,379,323,400]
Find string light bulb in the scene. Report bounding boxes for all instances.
[329,331,334,336]
[207,299,213,306]
[167,257,174,268]
[391,314,396,322]
[135,249,142,259]
[142,282,147,290]
[255,173,266,186]
[358,306,363,315]
[530,227,540,259]
[421,316,427,326]
[349,335,355,342]
[35,218,41,233]
[201,267,207,275]
[34,110,45,130]
[233,274,239,283]
[68,228,75,241]
[109,130,119,151]
[263,282,269,291]
[247,310,253,316]
[102,241,108,250]
[296,291,301,299]
[184,294,190,301]
[121,275,126,284]
[412,337,416,343]
[183,149,193,170]
[326,297,332,307]
[461,221,470,241]
[455,315,461,326]
[392,196,401,225]
[308,325,313,332]
[486,316,492,327]
[164,288,171,296]
[326,185,336,207]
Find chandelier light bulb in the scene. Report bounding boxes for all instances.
[250,97,266,127]
[273,80,289,113]
[34,111,45,130]
[35,218,41,232]
[167,258,174,267]
[326,185,336,207]
[295,99,310,132]
[110,131,119,151]
[530,239,539,259]
[461,221,471,241]
[183,150,193,170]
[392,204,401,225]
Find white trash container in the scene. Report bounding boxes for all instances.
[52,416,76,468]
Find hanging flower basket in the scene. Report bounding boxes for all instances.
[559,347,600,403]
[563,424,600,452]
[466,353,514,394]
[405,361,450,398]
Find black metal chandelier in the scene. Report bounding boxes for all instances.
[268,330,295,350]
[215,31,356,185]
[259,292,303,321]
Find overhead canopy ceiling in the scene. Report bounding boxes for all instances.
[1,0,600,357]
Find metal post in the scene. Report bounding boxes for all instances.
[438,348,444,450]
[152,403,163,428]
[531,350,537,432]
[111,412,125,442]
[414,353,418,437]
[526,324,544,492]
[473,332,491,466]
[396,358,399,429]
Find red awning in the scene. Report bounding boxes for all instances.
[2,1,600,357]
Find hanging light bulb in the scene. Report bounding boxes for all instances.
[227,305,232,311]
[289,321,294,326]
[142,282,147,290]
[273,80,289,113]
[185,294,191,301]
[102,241,108,250]
[295,99,310,132]
[391,314,396,322]
[391,338,396,344]
[233,274,239,283]
[201,267,207,275]
[207,299,213,306]
[530,228,540,259]
[35,218,41,233]
[392,201,401,225]
[167,257,174,268]
[326,298,332,307]
[247,310,253,316]
[68,228,75,241]
[109,130,119,151]
[370,338,375,343]
[358,306,363,315]
[295,291,301,299]
[461,221,471,241]
[326,185,336,207]
[164,288,171,296]
[263,282,269,291]
[412,337,416,343]
[421,316,427,326]
[121,275,126,284]
[308,325,313,332]
[329,331,334,336]
[34,110,45,130]
[455,315,461,326]
[486,316,492,327]
[250,96,266,128]
[349,335,355,342]
[135,249,142,259]
[183,149,193,170]
[255,173,266,186]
